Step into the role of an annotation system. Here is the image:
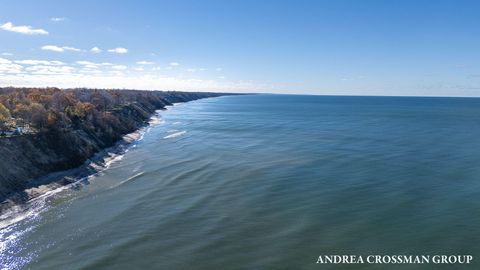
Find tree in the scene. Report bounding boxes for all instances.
[30,103,48,128]
[13,103,48,129]
[0,103,10,122]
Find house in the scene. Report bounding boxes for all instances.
[15,125,23,134]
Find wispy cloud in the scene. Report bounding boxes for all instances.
[1,52,13,56]
[112,65,127,70]
[76,61,114,69]
[0,72,268,92]
[76,61,97,69]
[90,47,102,53]
[41,45,82,52]
[25,65,75,75]
[169,62,180,66]
[15,59,64,65]
[0,56,269,92]
[41,45,63,52]
[0,57,23,74]
[0,57,12,64]
[107,47,128,54]
[0,22,48,35]
[136,60,154,65]
[50,17,66,22]
[63,46,82,52]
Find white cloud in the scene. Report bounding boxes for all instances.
[112,65,127,70]
[50,17,66,22]
[169,62,180,66]
[79,69,102,74]
[0,57,11,64]
[76,61,114,69]
[186,68,196,72]
[15,59,64,65]
[41,45,82,52]
[0,57,272,92]
[41,45,64,52]
[76,61,99,69]
[0,22,48,35]
[76,61,97,66]
[90,46,102,53]
[0,57,23,74]
[63,46,82,52]
[136,60,155,65]
[0,64,23,74]
[107,47,128,54]
[0,72,269,92]
[25,65,75,75]
[1,52,13,56]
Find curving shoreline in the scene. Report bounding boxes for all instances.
[0,111,162,227]
[0,90,229,214]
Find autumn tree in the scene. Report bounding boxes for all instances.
[13,103,48,129]
[0,103,10,131]
[0,103,10,122]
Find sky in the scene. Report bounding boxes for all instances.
[1,0,480,96]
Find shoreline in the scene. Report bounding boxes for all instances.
[0,95,225,224]
[0,109,164,227]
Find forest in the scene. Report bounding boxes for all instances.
[0,87,216,139]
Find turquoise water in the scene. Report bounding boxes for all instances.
[1,94,480,269]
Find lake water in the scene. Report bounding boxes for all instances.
[1,94,480,269]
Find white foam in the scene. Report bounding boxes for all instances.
[109,171,145,189]
[148,116,165,125]
[163,131,187,139]
[103,152,125,169]
[0,179,80,230]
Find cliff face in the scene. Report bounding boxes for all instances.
[0,90,225,202]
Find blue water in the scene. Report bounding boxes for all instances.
[1,94,480,269]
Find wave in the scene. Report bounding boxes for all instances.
[0,177,83,230]
[109,171,145,189]
[148,111,165,125]
[163,131,187,139]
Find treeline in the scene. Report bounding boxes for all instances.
[0,87,221,140]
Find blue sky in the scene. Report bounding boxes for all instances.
[1,0,480,96]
